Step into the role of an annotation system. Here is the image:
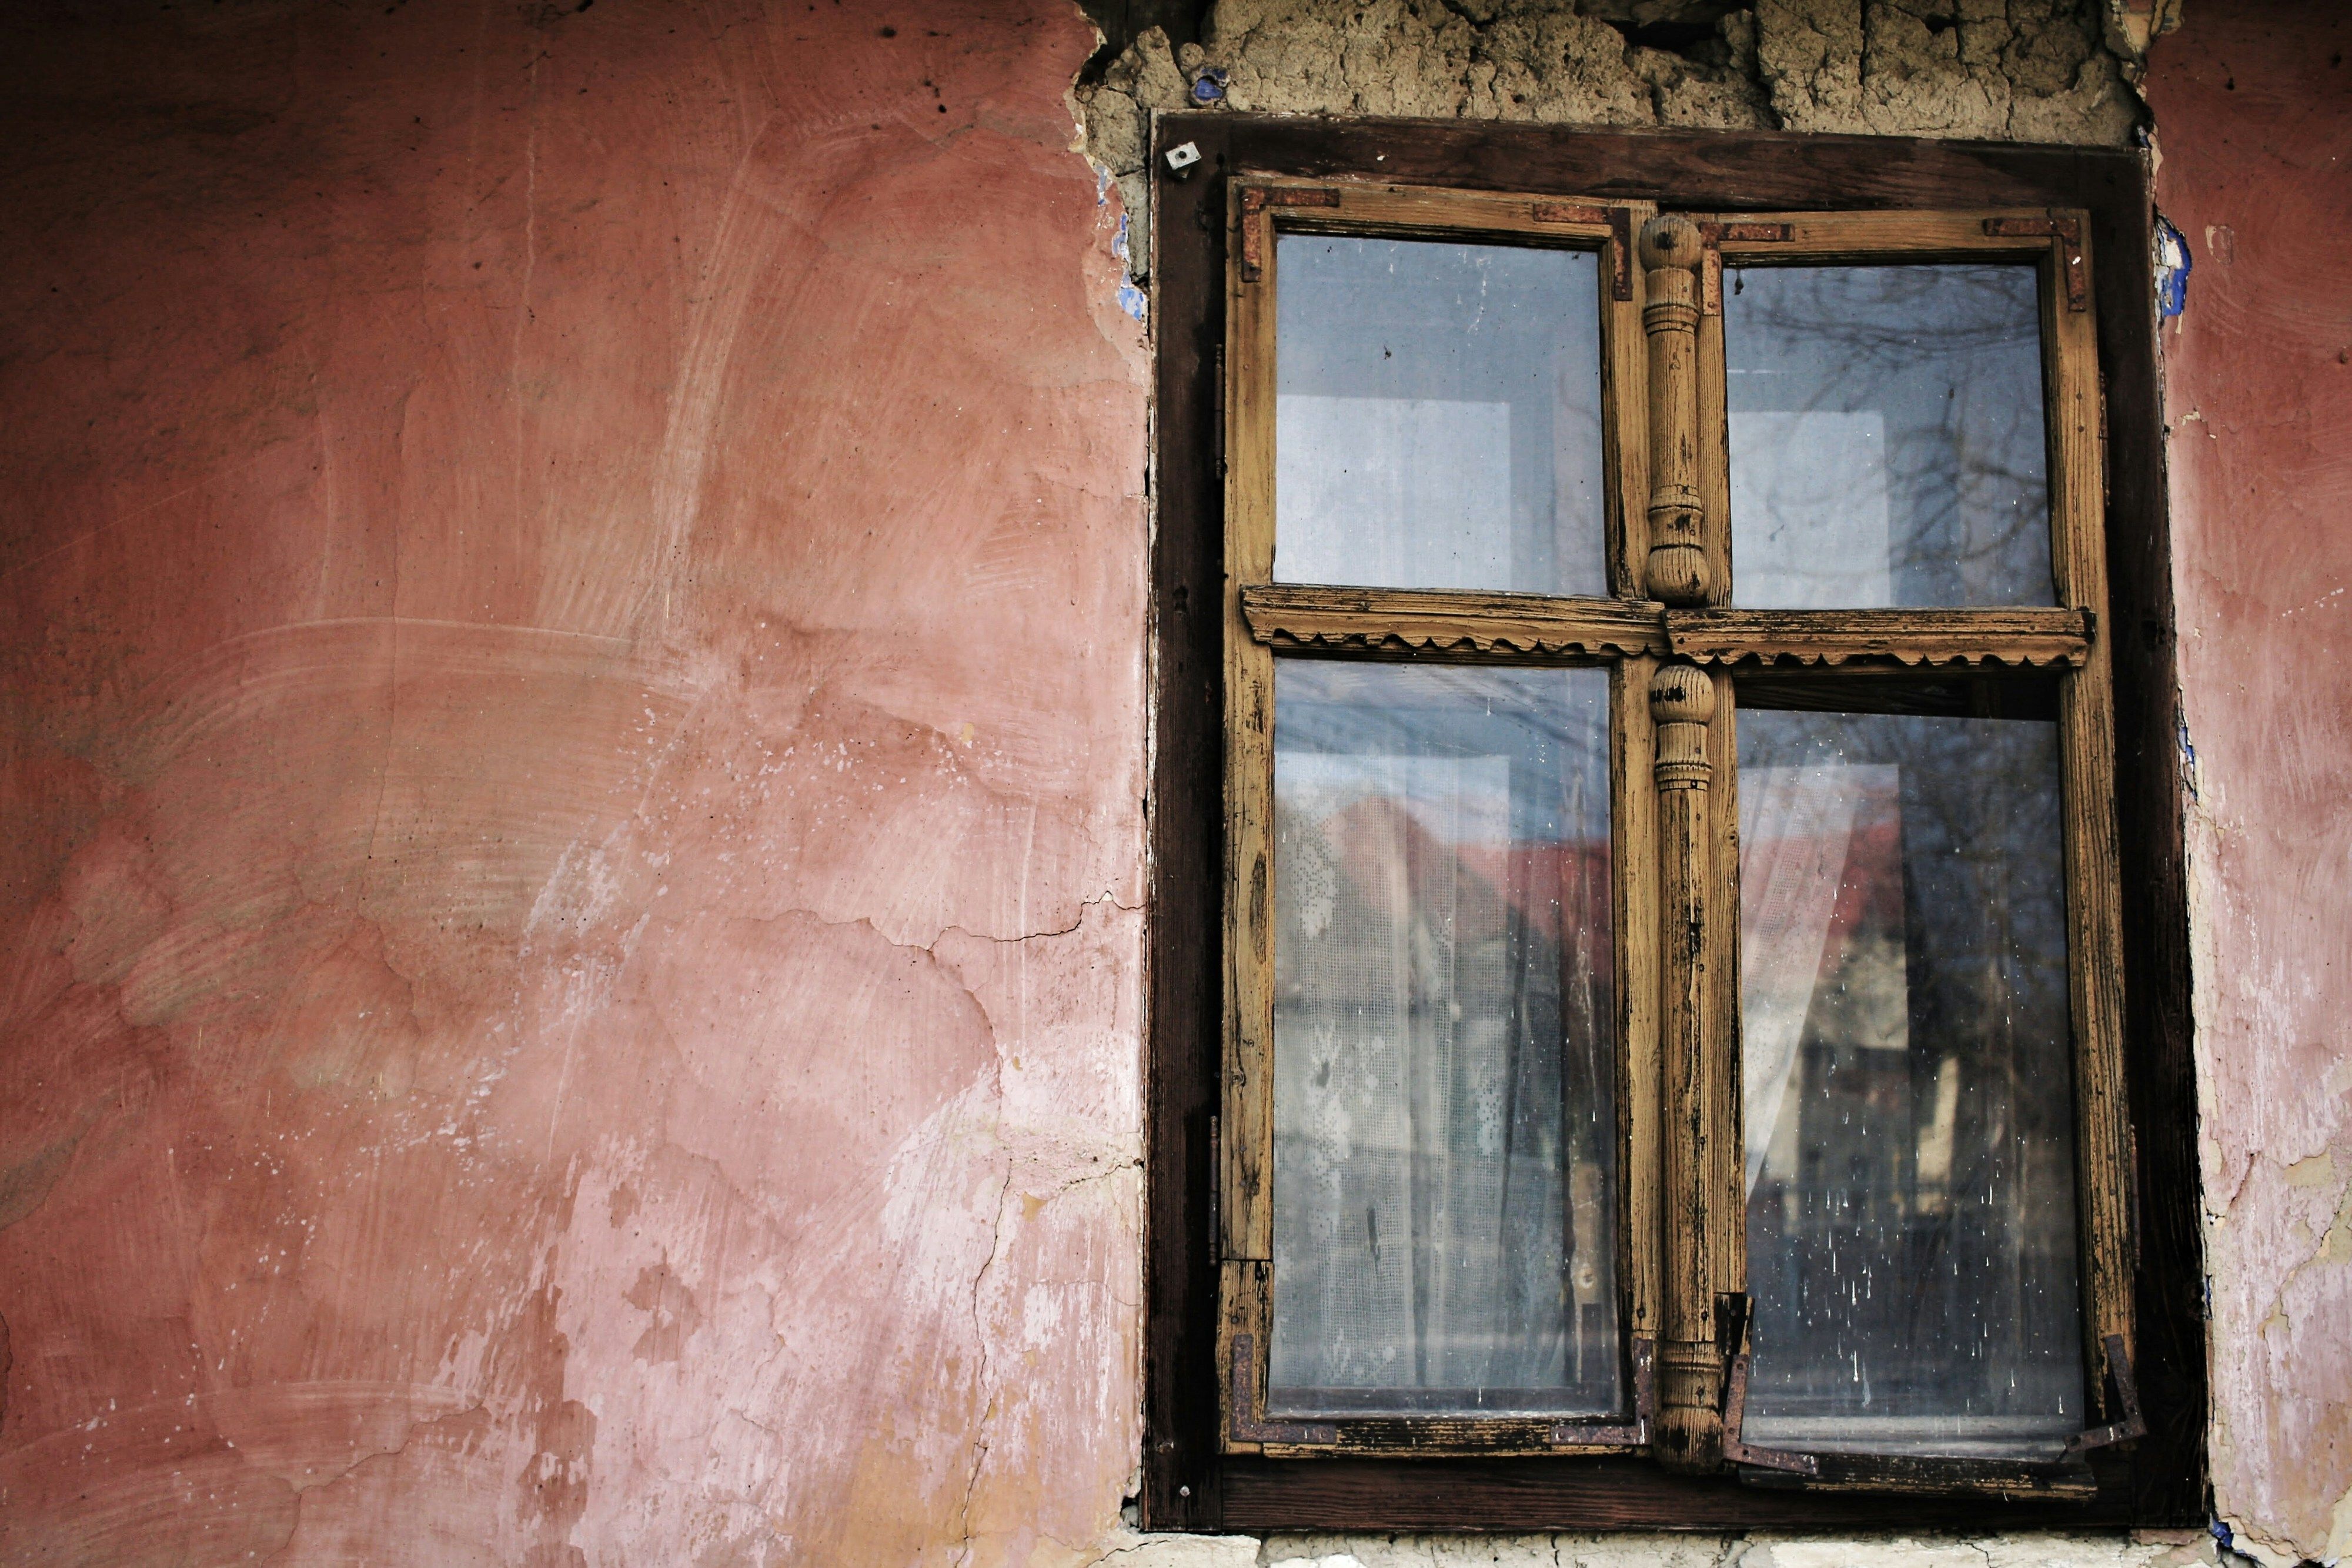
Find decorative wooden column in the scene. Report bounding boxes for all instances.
[1639,214,1709,606]
[1650,659,1724,1472]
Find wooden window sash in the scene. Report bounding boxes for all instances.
[1686,206,2141,1482]
[1219,179,1661,1457]
[1214,182,2137,1482]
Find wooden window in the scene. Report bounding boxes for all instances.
[1147,122,2203,1534]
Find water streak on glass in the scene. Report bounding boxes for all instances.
[1270,662,1618,1416]
[1726,265,2055,608]
[1275,236,1608,597]
[1737,707,2084,1457]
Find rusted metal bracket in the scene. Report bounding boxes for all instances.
[1550,1334,1654,1447]
[1534,203,1636,301]
[1228,1335,1337,1445]
[1719,1352,1820,1476]
[2063,1333,2148,1456]
[1984,214,2087,311]
[1238,185,1341,282]
[1698,219,1792,315]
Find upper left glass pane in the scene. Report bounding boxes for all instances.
[1275,235,1608,597]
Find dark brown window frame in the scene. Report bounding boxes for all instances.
[1144,115,2206,1534]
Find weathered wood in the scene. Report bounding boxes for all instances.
[1709,207,2086,265]
[1649,661,1724,1474]
[1605,206,1659,597]
[1640,215,1710,605]
[1666,607,2092,667]
[1240,583,1669,658]
[1613,659,1663,1355]
[1694,302,1733,606]
[1220,1453,2135,1531]
[1222,181,1279,1268]
[2043,213,2138,1417]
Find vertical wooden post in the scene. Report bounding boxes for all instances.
[1640,215,1709,607]
[1651,660,1724,1472]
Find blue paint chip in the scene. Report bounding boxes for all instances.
[1189,68,1227,105]
[1118,282,1148,322]
[2155,215,2192,319]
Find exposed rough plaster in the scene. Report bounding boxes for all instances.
[1075,0,2150,281]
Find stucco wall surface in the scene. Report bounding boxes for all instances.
[2146,6,2352,1564]
[0,2,1151,1562]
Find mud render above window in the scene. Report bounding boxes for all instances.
[1143,121,2206,1536]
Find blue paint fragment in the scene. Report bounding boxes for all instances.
[2177,710,2199,800]
[1113,214,1147,320]
[2155,215,2192,319]
[1189,68,1227,105]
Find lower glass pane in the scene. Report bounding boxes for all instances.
[1738,707,2084,1457]
[1268,661,1617,1418]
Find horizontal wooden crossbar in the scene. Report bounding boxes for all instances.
[1240,584,2092,669]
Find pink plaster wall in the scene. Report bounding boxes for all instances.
[0,2,1149,1562]
[2147,7,2352,1562]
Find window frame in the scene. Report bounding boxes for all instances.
[1143,116,2204,1535]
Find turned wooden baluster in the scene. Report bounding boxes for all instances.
[1651,660,1725,1472]
[1641,214,1710,606]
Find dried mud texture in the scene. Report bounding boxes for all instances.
[0,1,1151,1563]
[2147,5,2352,1564]
[1076,0,2145,280]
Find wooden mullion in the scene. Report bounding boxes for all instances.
[1665,607,2093,668]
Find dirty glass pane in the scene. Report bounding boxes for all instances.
[1738,706,2084,1457]
[1275,235,1608,597]
[1269,661,1618,1417]
[1726,265,2055,608]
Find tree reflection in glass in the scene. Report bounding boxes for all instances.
[1738,706,2084,1457]
[1726,265,2055,609]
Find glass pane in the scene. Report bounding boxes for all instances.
[1726,265,2054,608]
[1738,706,2084,1457]
[1268,662,1618,1417]
[1275,235,1608,597]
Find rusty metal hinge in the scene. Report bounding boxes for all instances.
[1719,1351,1819,1476]
[1550,1333,1653,1446]
[1238,185,1341,282]
[1985,214,2088,311]
[2063,1334,2149,1457]
[1228,1334,1337,1445]
[1716,1295,1818,1476]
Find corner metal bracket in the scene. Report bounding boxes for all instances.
[1719,1352,1819,1476]
[1238,185,1341,283]
[1549,1333,1654,1447]
[1698,219,1792,315]
[2063,1333,2149,1457]
[1228,1334,1337,1446]
[1984,214,2088,311]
